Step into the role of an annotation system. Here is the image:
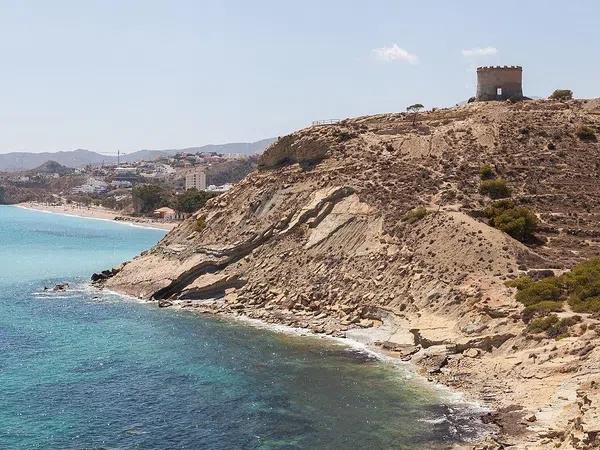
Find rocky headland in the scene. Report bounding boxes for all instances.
[97,99,600,449]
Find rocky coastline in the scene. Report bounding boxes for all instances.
[94,270,497,447]
[91,265,556,449]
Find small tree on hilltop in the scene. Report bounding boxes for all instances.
[406,103,424,126]
[549,89,573,101]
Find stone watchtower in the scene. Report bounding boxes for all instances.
[476,66,523,101]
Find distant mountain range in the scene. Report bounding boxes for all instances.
[0,138,276,172]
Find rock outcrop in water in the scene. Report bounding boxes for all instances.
[102,99,600,449]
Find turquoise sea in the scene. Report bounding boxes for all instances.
[0,206,483,449]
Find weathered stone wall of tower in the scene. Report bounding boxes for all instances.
[476,66,523,101]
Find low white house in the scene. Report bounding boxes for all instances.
[207,183,232,192]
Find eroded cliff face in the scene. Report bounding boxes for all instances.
[105,99,600,449]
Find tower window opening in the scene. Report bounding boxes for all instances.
[497,87,503,96]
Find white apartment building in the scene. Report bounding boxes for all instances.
[185,169,206,191]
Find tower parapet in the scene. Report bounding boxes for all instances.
[476,66,523,101]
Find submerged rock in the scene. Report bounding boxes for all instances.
[158,299,173,308]
[53,283,69,291]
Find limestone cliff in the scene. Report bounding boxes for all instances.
[103,99,600,449]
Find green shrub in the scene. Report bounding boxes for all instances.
[563,258,600,288]
[553,316,581,338]
[484,200,537,242]
[505,275,534,290]
[485,199,514,211]
[511,258,600,316]
[479,164,495,180]
[527,314,581,338]
[549,89,573,101]
[336,130,357,142]
[492,208,538,242]
[480,178,511,199]
[522,301,564,322]
[512,275,565,322]
[527,314,559,334]
[564,258,600,313]
[402,207,428,224]
[515,277,564,306]
[195,215,206,232]
[569,297,600,313]
[576,126,597,142]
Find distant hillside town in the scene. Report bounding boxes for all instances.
[0,145,266,222]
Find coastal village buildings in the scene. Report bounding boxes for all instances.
[1,141,260,222]
[72,178,109,194]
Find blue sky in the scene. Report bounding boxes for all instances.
[0,0,598,154]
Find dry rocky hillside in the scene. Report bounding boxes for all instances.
[100,99,600,449]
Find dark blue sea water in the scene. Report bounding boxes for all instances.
[0,206,481,449]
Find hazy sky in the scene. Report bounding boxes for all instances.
[0,0,598,154]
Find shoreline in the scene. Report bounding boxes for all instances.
[96,284,496,446]
[13,202,177,231]
[101,279,540,448]
[216,310,489,413]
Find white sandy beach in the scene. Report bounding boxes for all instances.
[17,202,178,231]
